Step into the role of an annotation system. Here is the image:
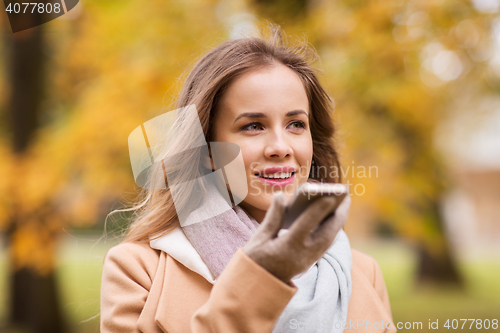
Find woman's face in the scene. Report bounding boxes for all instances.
[212,64,313,222]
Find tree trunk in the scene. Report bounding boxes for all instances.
[416,199,463,286]
[11,267,65,333]
[4,13,66,333]
[416,245,463,285]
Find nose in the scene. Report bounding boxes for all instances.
[264,127,293,159]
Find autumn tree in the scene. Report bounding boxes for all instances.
[0,8,68,332]
[0,0,222,330]
[249,0,495,284]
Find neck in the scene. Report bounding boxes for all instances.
[237,202,267,223]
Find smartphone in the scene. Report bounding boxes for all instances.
[281,182,349,229]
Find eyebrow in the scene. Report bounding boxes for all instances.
[233,109,308,124]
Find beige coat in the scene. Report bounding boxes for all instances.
[100,241,397,333]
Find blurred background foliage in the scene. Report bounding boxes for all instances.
[0,0,499,332]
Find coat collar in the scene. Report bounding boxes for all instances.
[149,226,318,284]
[145,231,396,333]
[150,226,217,284]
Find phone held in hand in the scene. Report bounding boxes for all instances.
[281,182,349,229]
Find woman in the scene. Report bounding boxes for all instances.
[100,24,396,333]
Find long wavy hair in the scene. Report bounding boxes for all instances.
[109,23,342,243]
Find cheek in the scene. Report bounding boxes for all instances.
[295,136,313,170]
[239,144,261,173]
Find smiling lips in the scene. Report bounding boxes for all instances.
[255,166,296,186]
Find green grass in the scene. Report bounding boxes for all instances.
[0,232,121,333]
[353,239,500,332]
[56,232,121,333]
[0,235,499,332]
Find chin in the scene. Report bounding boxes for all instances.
[241,196,271,212]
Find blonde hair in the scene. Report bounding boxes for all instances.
[107,23,342,243]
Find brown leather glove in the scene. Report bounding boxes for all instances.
[243,191,351,283]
